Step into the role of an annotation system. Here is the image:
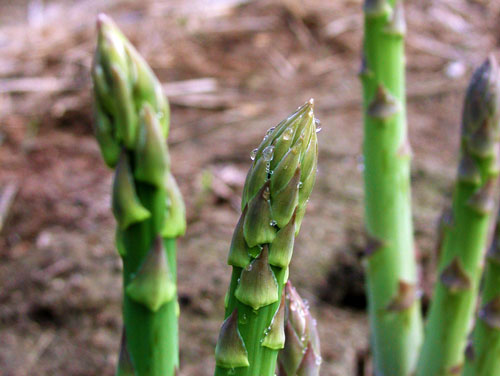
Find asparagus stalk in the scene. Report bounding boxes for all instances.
[463,211,500,376]
[92,14,186,376]
[278,281,321,376]
[416,57,500,376]
[214,100,319,376]
[361,1,422,374]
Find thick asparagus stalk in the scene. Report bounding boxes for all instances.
[92,14,186,376]
[361,1,422,374]
[278,281,321,376]
[463,212,500,376]
[416,57,500,376]
[214,100,319,376]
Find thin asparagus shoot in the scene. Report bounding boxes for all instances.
[416,56,500,376]
[92,14,186,376]
[278,280,321,376]
[463,211,500,376]
[361,0,422,374]
[214,100,319,376]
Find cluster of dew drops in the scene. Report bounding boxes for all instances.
[248,115,322,229]
[249,116,322,162]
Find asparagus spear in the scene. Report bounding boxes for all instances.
[214,100,319,376]
[278,281,321,376]
[463,212,500,376]
[92,14,186,376]
[416,56,500,376]
[361,1,422,374]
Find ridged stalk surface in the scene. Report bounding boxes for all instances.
[361,1,422,374]
[92,14,186,376]
[214,101,319,376]
[416,57,500,376]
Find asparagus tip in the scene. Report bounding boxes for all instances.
[462,55,500,153]
[96,13,108,30]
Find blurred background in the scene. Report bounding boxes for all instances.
[1,0,500,375]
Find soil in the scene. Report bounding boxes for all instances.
[1,0,500,375]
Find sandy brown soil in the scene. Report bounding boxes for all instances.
[1,0,500,375]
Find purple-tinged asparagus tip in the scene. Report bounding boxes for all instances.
[97,13,111,30]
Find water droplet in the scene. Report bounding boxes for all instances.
[265,162,271,173]
[314,118,322,133]
[262,145,275,162]
[250,148,258,161]
[270,220,277,226]
[266,126,276,135]
[239,313,248,324]
[283,127,294,141]
[315,356,322,365]
[157,111,164,119]
[297,181,303,189]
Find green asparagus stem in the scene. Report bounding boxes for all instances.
[92,14,185,376]
[214,100,319,376]
[463,212,500,376]
[361,1,422,374]
[278,281,321,376]
[416,56,500,376]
